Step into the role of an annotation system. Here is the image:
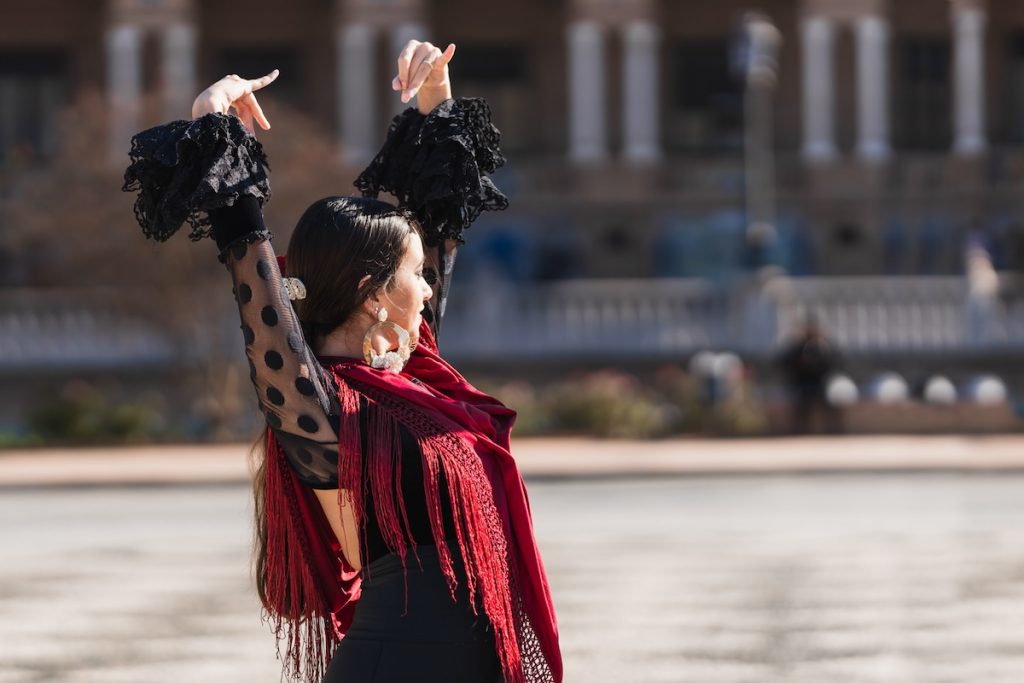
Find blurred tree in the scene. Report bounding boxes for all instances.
[3,91,358,440]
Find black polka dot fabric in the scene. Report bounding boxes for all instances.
[256,259,272,280]
[221,233,342,488]
[295,377,315,396]
[264,350,283,370]
[297,414,319,434]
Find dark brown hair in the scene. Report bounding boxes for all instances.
[252,195,420,611]
[286,195,421,349]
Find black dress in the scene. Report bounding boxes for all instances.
[124,98,509,682]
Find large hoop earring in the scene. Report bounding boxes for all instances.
[362,307,411,372]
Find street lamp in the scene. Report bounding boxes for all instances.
[731,12,782,272]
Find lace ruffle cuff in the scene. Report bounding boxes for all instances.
[122,112,272,243]
[354,97,509,247]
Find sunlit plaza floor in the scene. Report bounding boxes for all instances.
[3,465,1024,682]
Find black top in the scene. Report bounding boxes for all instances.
[123,98,507,566]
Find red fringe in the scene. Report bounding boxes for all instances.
[262,429,339,682]
[262,373,534,683]
[340,376,527,683]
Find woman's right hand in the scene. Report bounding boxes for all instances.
[191,70,280,134]
[393,40,456,115]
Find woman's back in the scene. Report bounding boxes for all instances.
[216,228,458,571]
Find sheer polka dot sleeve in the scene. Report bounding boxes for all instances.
[215,207,342,489]
[122,114,342,488]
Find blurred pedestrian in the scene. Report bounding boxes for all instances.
[778,317,842,434]
[965,219,1001,347]
[123,39,561,683]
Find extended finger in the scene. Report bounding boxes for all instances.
[249,69,279,92]
[438,43,456,68]
[396,40,419,91]
[242,91,271,130]
[232,100,256,133]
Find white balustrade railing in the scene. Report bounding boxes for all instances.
[441,274,1024,359]
[439,277,725,360]
[0,288,175,370]
[770,275,1024,352]
[770,276,969,352]
[1,275,1021,369]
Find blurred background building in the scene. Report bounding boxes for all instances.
[1,0,1022,440]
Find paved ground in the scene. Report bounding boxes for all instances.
[4,471,1024,682]
[3,435,1024,488]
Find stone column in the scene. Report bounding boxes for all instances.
[160,22,197,119]
[800,16,837,163]
[855,15,891,162]
[568,20,607,163]
[337,23,377,164]
[389,22,428,117]
[106,23,143,160]
[952,1,987,155]
[622,20,660,163]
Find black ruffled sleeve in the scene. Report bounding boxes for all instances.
[353,97,508,247]
[122,112,271,244]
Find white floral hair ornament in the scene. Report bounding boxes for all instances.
[281,277,307,301]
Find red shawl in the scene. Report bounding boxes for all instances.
[260,271,562,682]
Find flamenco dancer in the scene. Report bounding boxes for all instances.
[123,39,562,683]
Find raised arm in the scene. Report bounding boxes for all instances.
[123,72,341,487]
[355,40,509,343]
[211,199,342,487]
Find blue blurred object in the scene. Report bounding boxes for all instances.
[655,209,814,278]
[918,214,948,274]
[883,215,907,274]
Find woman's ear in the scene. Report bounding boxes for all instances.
[358,273,379,316]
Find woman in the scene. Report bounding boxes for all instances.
[123,40,562,683]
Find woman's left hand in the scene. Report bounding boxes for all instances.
[392,40,456,114]
[191,70,279,134]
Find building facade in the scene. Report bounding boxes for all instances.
[2,0,1024,438]
[3,0,1024,280]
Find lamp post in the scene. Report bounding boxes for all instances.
[731,12,782,272]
